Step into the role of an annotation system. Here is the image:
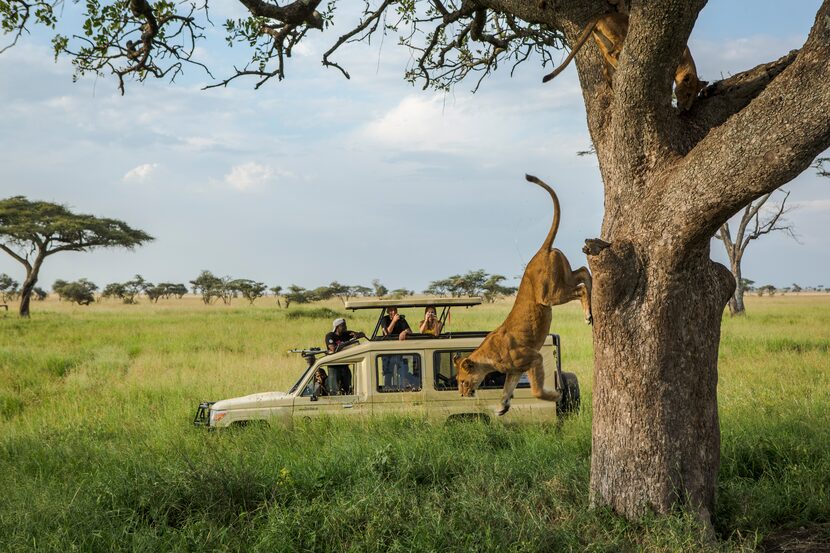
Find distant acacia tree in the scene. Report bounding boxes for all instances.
[715,190,795,316]
[101,282,126,301]
[283,285,312,308]
[308,285,333,302]
[270,285,283,307]
[190,270,223,304]
[53,278,97,305]
[454,269,488,297]
[371,279,387,298]
[423,278,454,297]
[146,282,188,302]
[757,284,777,297]
[231,279,267,305]
[351,285,372,297]
[0,196,152,317]
[0,273,19,302]
[101,275,148,304]
[32,287,47,301]
[481,274,517,303]
[327,281,357,305]
[425,270,511,299]
[388,288,414,299]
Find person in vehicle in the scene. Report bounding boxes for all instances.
[313,368,328,396]
[380,307,411,341]
[325,318,366,353]
[418,305,443,336]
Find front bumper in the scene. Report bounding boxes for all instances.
[193,401,215,427]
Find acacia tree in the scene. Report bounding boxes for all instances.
[715,190,796,316]
[0,197,152,316]
[4,0,830,529]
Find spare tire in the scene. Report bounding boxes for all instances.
[557,372,581,415]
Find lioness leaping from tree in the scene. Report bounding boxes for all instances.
[455,174,592,416]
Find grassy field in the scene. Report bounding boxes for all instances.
[1,295,828,552]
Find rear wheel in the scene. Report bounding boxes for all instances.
[557,372,580,415]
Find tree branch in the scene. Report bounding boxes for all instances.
[686,51,798,144]
[0,242,30,269]
[662,0,830,247]
[55,0,210,95]
[615,1,705,111]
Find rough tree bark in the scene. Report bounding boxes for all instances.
[18,257,43,318]
[482,0,830,526]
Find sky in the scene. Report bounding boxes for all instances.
[0,1,828,293]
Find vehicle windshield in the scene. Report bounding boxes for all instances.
[287,364,314,394]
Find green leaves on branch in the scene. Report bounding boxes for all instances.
[0,0,60,53]
[0,196,153,260]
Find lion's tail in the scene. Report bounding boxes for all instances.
[542,15,599,83]
[524,174,560,253]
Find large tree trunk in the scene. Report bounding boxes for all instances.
[588,241,734,523]
[18,256,43,318]
[19,273,37,318]
[731,260,746,316]
[484,0,830,528]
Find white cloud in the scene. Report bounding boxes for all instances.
[223,162,293,191]
[122,163,159,182]
[793,199,830,212]
[692,35,805,78]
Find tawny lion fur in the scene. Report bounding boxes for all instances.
[542,12,707,111]
[455,175,592,416]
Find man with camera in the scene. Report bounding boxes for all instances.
[380,306,412,341]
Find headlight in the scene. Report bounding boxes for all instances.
[210,410,227,426]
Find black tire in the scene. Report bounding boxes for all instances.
[557,372,581,415]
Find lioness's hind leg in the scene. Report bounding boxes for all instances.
[528,357,561,402]
[498,372,522,417]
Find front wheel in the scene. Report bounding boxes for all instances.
[557,372,580,415]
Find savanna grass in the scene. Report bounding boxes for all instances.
[0,295,828,552]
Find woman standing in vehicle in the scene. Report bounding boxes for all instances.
[419,305,443,336]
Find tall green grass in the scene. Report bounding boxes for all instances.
[0,295,828,551]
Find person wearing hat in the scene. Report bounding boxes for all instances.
[325,318,366,353]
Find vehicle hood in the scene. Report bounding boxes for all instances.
[212,391,292,411]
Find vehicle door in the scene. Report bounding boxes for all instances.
[371,350,426,418]
[429,348,532,418]
[293,358,368,420]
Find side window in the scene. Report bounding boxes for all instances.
[433,350,472,390]
[432,350,530,391]
[301,364,355,397]
[376,354,421,392]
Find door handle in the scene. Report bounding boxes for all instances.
[343,404,354,409]
[298,407,318,411]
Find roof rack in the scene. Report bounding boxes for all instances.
[345,297,482,310]
[344,297,483,340]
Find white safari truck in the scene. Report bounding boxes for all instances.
[193,297,580,429]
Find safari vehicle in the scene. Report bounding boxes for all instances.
[193,297,580,429]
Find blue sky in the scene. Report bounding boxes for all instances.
[1,1,827,292]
